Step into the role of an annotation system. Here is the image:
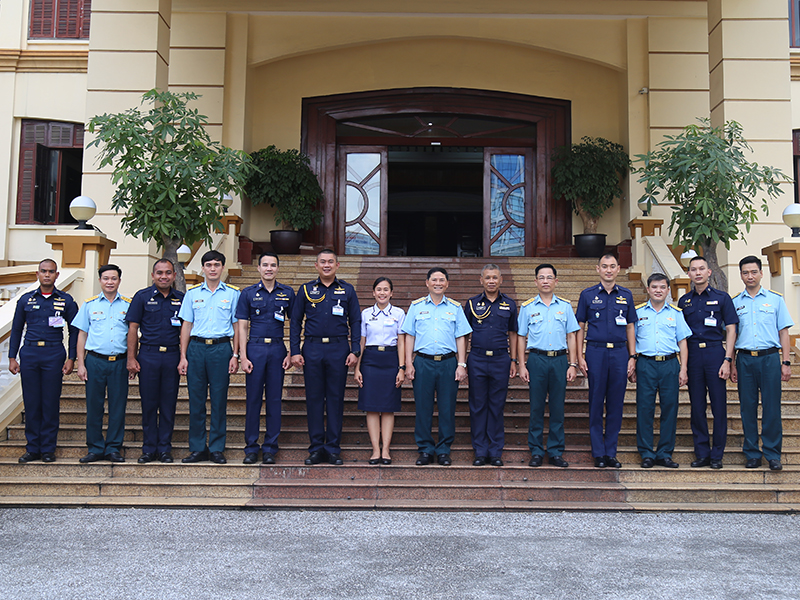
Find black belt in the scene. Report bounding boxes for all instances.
[471,347,508,356]
[528,348,568,357]
[639,353,677,362]
[140,343,179,352]
[416,352,456,361]
[25,340,61,348]
[587,340,627,349]
[366,345,396,352]
[738,347,779,357]
[190,336,231,345]
[249,337,283,344]
[305,336,347,343]
[688,340,723,348]
[88,350,127,362]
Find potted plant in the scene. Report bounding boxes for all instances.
[551,136,630,257]
[244,145,324,254]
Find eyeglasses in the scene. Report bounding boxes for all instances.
[536,275,555,281]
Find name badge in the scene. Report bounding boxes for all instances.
[274,311,285,322]
[171,317,181,327]
[332,302,344,317]
[615,313,627,326]
[704,317,717,327]
[49,316,64,328]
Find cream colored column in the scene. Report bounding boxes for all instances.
[708,0,794,290]
[82,0,172,292]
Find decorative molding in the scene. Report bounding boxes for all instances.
[669,277,691,300]
[792,55,800,81]
[0,50,88,73]
[45,235,117,268]
[628,218,664,239]
[220,215,244,237]
[762,242,800,277]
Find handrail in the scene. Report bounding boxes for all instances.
[642,236,691,301]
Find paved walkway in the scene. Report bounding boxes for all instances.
[1,509,798,600]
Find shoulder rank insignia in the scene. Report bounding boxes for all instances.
[769,289,783,296]
[447,297,460,306]
[636,302,647,309]
[669,303,681,311]
[121,296,132,303]
[85,295,99,302]
[521,297,536,307]
[226,284,240,291]
[189,283,203,290]
[411,297,426,305]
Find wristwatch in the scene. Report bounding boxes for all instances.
[783,360,792,367]
[352,350,361,358]
[629,354,638,361]
[511,358,519,364]
[458,362,467,368]
[723,357,732,363]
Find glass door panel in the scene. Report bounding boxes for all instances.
[484,148,534,256]
[339,147,387,255]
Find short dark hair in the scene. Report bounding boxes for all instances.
[201,250,226,266]
[38,258,57,270]
[647,272,669,287]
[535,263,557,278]
[98,264,122,278]
[739,255,762,271]
[688,255,708,268]
[598,253,618,264]
[258,252,280,267]
[427,267,449,281]
[316,248,337,261]
[152,258,174,273]
[373,276,393,291]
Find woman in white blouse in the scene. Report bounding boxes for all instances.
[354,277,406,465]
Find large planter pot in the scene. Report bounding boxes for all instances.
[574,233,607,258]
[270,230,303,255]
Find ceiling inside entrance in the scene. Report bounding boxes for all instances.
[337,114,538,140]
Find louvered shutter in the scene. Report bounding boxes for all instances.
[57,0,81,38]
[29,0,56,38]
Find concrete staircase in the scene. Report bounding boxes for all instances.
[0,256,798,512]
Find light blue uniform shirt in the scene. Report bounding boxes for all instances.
[733,287,793,350]
[401,295,472,354]
[634,301,692,356]
[361,304,405,347]
[517,295,579,351]
[71,292,131,355]
[178,281,240,338]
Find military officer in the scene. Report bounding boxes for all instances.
[9,258,78,463]
[236,252,295,465]
[517,263,579,468]
[731,255,793,471]
[126,259,184,464]
[464,264,517,467]
[290,249,361,466]
[678,255,738,469]
[177,250,240,465]
[72,264,131,463]
[632,273,691,469]
[402,267,472,466]
[576,253,637,468]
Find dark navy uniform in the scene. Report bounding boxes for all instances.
[236,280,295,456]
[9,287,78,456]
[126,285,184,456]
[576,283,636,459]
[464,292,517,459]
[678,286,738,462]
[290,277,360,456]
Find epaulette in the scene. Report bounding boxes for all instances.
[121,296,132,303]
[769,289,783,296]
[189,283,202,290]
[556,295,571,304]
[84,295,99,302]
[411,297,425,305]
[447,297,461,306]
[636,302,647,309]
[669,303,681,311]
[226,283,240,291]
[522,297,536,307]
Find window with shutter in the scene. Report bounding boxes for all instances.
[29,0,91,39]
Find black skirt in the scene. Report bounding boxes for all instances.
[357,346,401,412]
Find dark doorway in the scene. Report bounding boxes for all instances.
[387,147,483,256]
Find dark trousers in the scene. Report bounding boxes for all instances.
[687,345,727,460]
[467,352,510,458]
[527,352,568,458]
[635,357,679,460]
[138,347,180,454]
[412,355,458,455]
[736,352,783,461]
[302,340,348,455]
[85,353,128,456]
[19,344,65,454]
[186,340,231,453]
[585,345,627,457]
[245,342,286,454]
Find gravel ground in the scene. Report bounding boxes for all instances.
[1,509,798,600]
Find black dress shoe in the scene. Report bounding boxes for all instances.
[368,457,381,465]
[79,452,102,464]
[548,456,569,468]
[328,453,343,465]
[594,456,607,468]
[305,451,326,465]
[489,457,503,467]
[768,459,783,471]
[138,452,156,464]
[691,457,711,468]
[210,451,227,464]
[473,456,487,466]
[105,452,125,463]
[416,452,434,466]
[710,459,723,469]
[243,453,259,465]
[159,452,173,463]
[641,457,654,468]
[18,452,41,463]
[529,455,543,467]
[262,453,276,465]
[655,457,679,468]
[604,456,622,469]
[437,454,452,466]
[41,452,56,463]
[381,458,392,465]
[182,450,209,463]
[745,458,762,468]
